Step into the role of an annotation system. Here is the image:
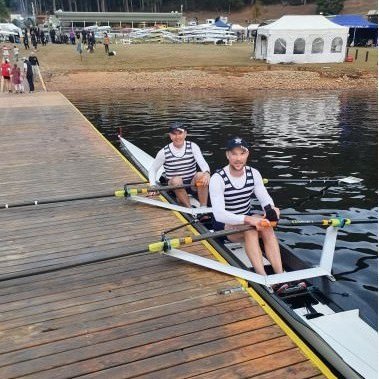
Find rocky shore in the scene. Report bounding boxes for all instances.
[47,68,377,93]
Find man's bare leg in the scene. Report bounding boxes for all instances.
[169,177,191,208]
[227,230,266,275]
[192,172,209,207]
[260,228,283,274]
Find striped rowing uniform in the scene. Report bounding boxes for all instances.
[148,141,210,185]
[163,141,197,183]
[209,165,274,228]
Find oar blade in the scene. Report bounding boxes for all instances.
[338,176,363,184]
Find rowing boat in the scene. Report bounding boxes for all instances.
[119,136,378,379]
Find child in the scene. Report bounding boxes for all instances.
[2,45,10,61]
[10,63,21,93]
[18,67,25,93]
[13,45,19,62]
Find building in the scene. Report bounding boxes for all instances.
[54,10,184,29]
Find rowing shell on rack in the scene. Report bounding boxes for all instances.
[119,136,378,379]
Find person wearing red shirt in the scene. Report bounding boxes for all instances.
[1,59,12,92]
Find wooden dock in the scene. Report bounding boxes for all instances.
[0,92,331,378]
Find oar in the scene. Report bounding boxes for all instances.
[148,217,377,253]
[36,66,47,92]
[123,182,204,197]
[0,246,149,282]
[1,190,126,209]
[262,176,363,185]
[1,182,204,209]
[1,217,375,282]
[267,218,377,228]
[0,179,161,208]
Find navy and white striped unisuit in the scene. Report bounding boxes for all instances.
[163,141,197,182]
[216,166,255,215]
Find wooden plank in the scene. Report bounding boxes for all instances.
[1,314,275,379]
[0,297,253,365]
[249,360,322,379]
[0,295,249,354]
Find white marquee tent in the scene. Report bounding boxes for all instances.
[230,23,245,31]
[254,15,349,64]
[247,23,260,31]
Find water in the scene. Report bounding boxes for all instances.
[67,89,378,318]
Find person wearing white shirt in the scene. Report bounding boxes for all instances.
[209,137,285,284]
[148,122,210,208]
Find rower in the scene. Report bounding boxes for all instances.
[148,122,210,208]
[209,137,287,293]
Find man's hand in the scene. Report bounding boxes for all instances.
[264,205,280,222]
[244,215,266,232]
[147,184,159,197]
[197,172,210,187]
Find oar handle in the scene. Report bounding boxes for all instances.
[148,225,254,253]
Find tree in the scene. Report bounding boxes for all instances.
[0,0,10,21]
[316,0,344,15]
[251,0,261,22]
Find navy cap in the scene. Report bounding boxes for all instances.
[169,122,187,133]
[226,137,249,151]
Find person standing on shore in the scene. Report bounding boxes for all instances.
[28,52,40,76]
[23,32,30,50]
[103,33,110,55]
[10,63,21,93]
[209,137,289,292]
[76,38,83,61]
[23,57,34,93]
[148,122,211,209]
[31,32,37,51]
[1,59,11,92]
[13,45,19,62]
[2,45,10,61]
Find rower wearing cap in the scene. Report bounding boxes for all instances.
[209,137,285,288]
[148,122,210,208]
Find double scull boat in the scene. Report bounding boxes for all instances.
[119,136,378,379]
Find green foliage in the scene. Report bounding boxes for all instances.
[316,0,344,15]
[0,0,10,22]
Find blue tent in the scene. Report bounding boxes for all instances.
[214,19,229,28]
[330,15,377,46]
[330,15,378,28]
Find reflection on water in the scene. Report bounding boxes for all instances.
[66,89,378,314]
[250,94,342,148]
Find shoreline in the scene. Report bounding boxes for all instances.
[46,68,377,93]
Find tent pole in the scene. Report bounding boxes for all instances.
[352,27,356,46]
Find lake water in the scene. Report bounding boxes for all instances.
[66,89,378,319]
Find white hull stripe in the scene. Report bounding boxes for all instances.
[165,248,332,286]
[128,195,212,215]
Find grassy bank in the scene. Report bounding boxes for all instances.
[32,43,377,77]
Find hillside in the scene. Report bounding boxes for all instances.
[185,0,377,24]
